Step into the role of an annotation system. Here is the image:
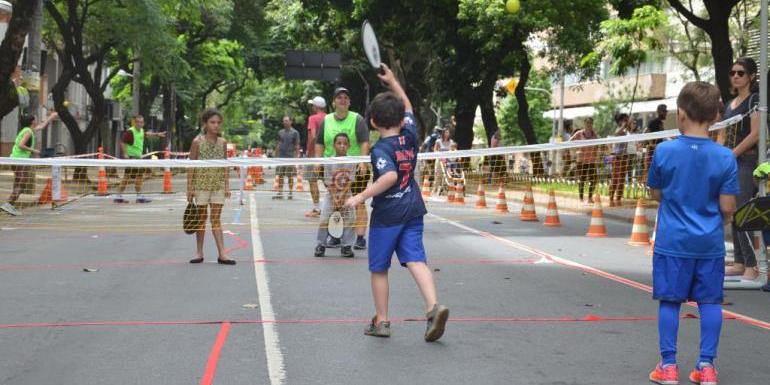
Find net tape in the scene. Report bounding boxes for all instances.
[0,106,757,168]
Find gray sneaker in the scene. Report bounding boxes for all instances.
[0,202,20,216]
[364,316,391,338]
[424,304,449,342]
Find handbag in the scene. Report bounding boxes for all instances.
[183,200,205,234]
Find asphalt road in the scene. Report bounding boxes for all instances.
[1,182,768,385]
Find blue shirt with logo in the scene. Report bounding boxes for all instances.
[647,135,739,259]
[369,112,427,227]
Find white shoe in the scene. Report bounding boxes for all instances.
[0,202,20,216]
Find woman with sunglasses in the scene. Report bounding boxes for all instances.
[721,57,760,281]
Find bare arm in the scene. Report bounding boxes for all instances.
[732,112,760,157]
[187,138,200,202]
[377,64,412,113]
[650,189,662,202]
[719,194,737,226]
[17,132,39,155]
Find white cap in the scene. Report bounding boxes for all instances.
[307,96,326,109]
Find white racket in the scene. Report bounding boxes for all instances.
[362,20,384,74]
[328,211,344,239]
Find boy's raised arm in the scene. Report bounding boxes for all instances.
[377,64,412,114]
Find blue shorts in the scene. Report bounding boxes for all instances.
[652,253,724,304]
[368,216,427,272]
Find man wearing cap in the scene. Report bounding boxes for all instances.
[315,87,370,250]
[305,96,327,217]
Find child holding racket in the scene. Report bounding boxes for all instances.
[314,133,356,258]
[345,64,448,341]
[647,82,738,385]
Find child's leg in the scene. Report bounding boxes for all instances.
[195,205,208,257]
[697,303,722,365]
[315,198,332,245]
[341,207,356,246]
[659,300,681,366]
[406,262,438,313]
[209,203,226,258]
[371,272,389,323]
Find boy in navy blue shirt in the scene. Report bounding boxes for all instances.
[647,82,738,385]
[345,64,448,342]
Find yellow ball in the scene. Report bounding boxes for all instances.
[506,0,520,13]
[62,100,69,107]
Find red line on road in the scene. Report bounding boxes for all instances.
[0,313,736,330]
[0,257,541,272]
[200,321,231,385]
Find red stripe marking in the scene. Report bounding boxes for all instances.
[0,314,737,330]
[200,321,231,385]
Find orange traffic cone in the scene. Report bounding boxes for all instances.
[586,196,608,237]
[295,169,304,192]
[38,178,68,205]
[475,180,487,209]
[519,185,538,221]
[447,180,456,203]
[628,199,650,246]
[543,190,561,227]
[453,179,465,205]
[495,184,509,213]
[97,147,108,195]
[421,176,432,198]
[162,150,172,194]
[646,211,658,256]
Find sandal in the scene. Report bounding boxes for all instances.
[189,257,204,264]
[217,258,236,265]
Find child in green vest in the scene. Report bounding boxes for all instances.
[113,115,166,204]
[1,112,58,216]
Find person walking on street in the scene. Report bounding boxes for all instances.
[569,117,599,204]
[305,96,327,217]
[273,115,301,200]
[315,87,371,250]
[113,115,166,204]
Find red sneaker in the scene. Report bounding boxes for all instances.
[649,363,679,385]
[689,364,718,385]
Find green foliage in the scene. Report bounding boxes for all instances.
[497,71,553,146]
[586,5,667,77]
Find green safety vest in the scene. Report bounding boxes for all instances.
[126,126,144,158]
[11,127,35,158]
[323,112,360,157]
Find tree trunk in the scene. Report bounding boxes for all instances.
[453,87,478,151]
[0,0,37,118]
[479,85,499,146]
[707,19,734,103]
[514,56,544,175]
[139,75,161,121]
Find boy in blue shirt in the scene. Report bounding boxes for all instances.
[345,64,449,341]
[647,82,738,385]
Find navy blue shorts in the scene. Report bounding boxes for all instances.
[368,216,427,272]
[652,253,724,304]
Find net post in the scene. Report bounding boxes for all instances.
[758,0,769,282]
[239,150,247,206]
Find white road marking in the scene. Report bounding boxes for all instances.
[249,194,286,384]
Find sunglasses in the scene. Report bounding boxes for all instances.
[729,70,746,78]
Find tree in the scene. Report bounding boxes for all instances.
[44,0,172,154]
[584,5,667,113]
[667,0,745,102]
[497,70,553,146]
[0,0,38,119]
[666,4,712,81]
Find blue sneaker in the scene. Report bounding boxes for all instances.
[354,237,366,250]
[136,196,152,203]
